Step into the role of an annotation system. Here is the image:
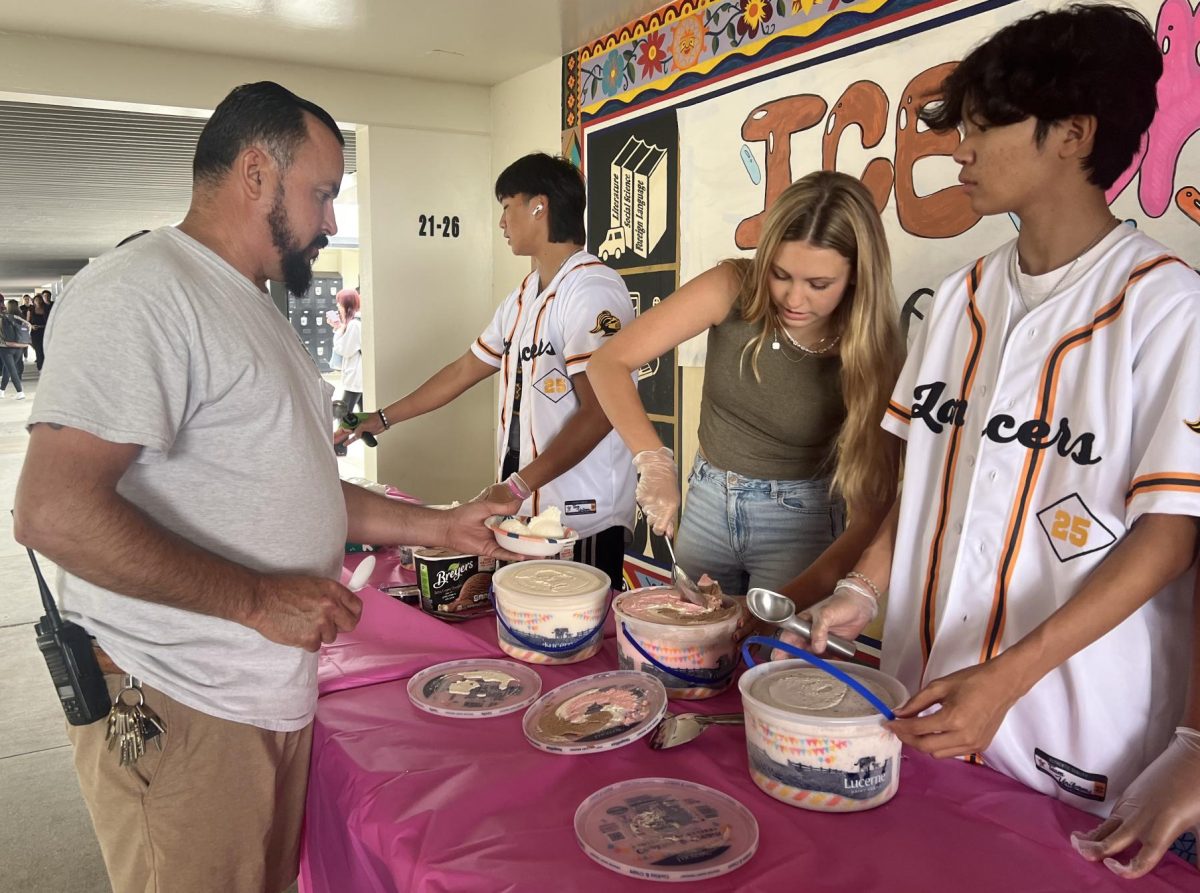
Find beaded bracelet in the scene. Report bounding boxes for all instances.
[377,408,391,431]
[845,570,882,600]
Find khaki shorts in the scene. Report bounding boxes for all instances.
[68,673,312,893]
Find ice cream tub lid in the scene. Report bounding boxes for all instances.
[493,560,610,601]
[574,777,759,882]
[407,659,542,718]
[522,670,667,754]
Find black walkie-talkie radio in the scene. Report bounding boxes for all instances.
[29,548,112,725]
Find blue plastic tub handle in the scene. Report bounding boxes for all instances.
[490,588,609,655]
[620,622,736,687]
[741,635,895,720]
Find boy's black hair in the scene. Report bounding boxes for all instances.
[921,3,1161,189]
[494,153,587,245]
[194,81,344,185]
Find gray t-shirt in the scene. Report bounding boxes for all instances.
[29,226,346,731]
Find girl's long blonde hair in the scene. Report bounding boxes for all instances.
[735,170,903,511]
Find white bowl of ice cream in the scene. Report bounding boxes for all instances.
[738,659,908,812]
[485,507,579,558]
[613,586,742,699]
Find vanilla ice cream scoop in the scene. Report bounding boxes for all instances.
[499,517,530,535]
[525,507,565,538]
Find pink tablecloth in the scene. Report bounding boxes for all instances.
[300,566,1196,892]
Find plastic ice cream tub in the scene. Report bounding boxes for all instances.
[738,658,908,811]
[613,586,741,699]
[492,560,612,665]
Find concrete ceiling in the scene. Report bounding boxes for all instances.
[0,0,663,292]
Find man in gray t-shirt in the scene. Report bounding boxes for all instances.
[14,82,515,893]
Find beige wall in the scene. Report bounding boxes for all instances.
[359,125,495,500]
[489,59,563,310]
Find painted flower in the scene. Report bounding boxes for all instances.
[671,14,704,71]
[636,30,669,80]
[737,0,774,40]
[601,49,624,96]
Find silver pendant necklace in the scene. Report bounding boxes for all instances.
[771,326,840,356]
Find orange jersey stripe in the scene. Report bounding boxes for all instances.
[565,351,593,365]
[475,337,502,361]
[919,258,988,671]
[885,400,911,424]
[1126,473,1200,504]
[979,255,1185,664]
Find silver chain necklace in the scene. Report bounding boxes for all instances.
[772,326,840,356]
[1010,216,1118,311]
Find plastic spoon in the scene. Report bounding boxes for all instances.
[661,536,707,607]
[347,554,376,592]
[746,587,857,659]
[646,712,744,750]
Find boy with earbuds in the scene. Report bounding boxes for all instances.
[344,153,636,587]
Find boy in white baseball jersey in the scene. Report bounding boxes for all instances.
[346,154,636,586]
[794,4,1200,878]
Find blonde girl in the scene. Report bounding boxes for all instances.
[588,170,903,601]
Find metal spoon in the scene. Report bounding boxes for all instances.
[661,535,707,607]
[647,712,744,750]
[746,587,858,659]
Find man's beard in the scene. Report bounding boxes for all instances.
[268,188,328,297]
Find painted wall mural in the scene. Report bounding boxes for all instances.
[565,0,1199,369]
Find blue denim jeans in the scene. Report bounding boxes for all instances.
[673,454,845,596]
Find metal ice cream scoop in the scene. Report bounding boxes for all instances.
[661,535,706,607]
[746,587,858,659]
[647,712,744,750]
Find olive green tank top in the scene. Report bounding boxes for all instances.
[696,303,845,481]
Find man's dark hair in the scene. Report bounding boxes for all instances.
[495,153,587,244]
[193,81,344,185]
[921,3,1161,189]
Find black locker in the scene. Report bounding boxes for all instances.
[276,274,342,372]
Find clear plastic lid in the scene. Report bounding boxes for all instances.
[574,777,759,882]
[522,670,668,754]
[407,659,542,719]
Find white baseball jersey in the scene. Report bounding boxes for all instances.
[882,227,1200,817]
[472,250,637,539]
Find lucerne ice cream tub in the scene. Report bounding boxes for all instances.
[492,560,611,665]
[613,586,741,699]
[739,659,908,811]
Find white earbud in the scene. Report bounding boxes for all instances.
[532,203,544,217]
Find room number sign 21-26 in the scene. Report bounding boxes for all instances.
[418,214,461,237]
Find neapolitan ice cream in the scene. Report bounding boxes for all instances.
[492,560,611,665]
[613,586,741,699]
[739,660,908,812]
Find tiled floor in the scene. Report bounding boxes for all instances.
[0,372,349,891]
[0,375,111,891]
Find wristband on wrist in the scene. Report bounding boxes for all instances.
[505,472,532,501]
[377,408,391,431]
[845,570,882,600]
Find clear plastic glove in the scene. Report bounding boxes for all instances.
[633,447,680,538]
[1071,727,1200,879]
[788,585,877,656]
